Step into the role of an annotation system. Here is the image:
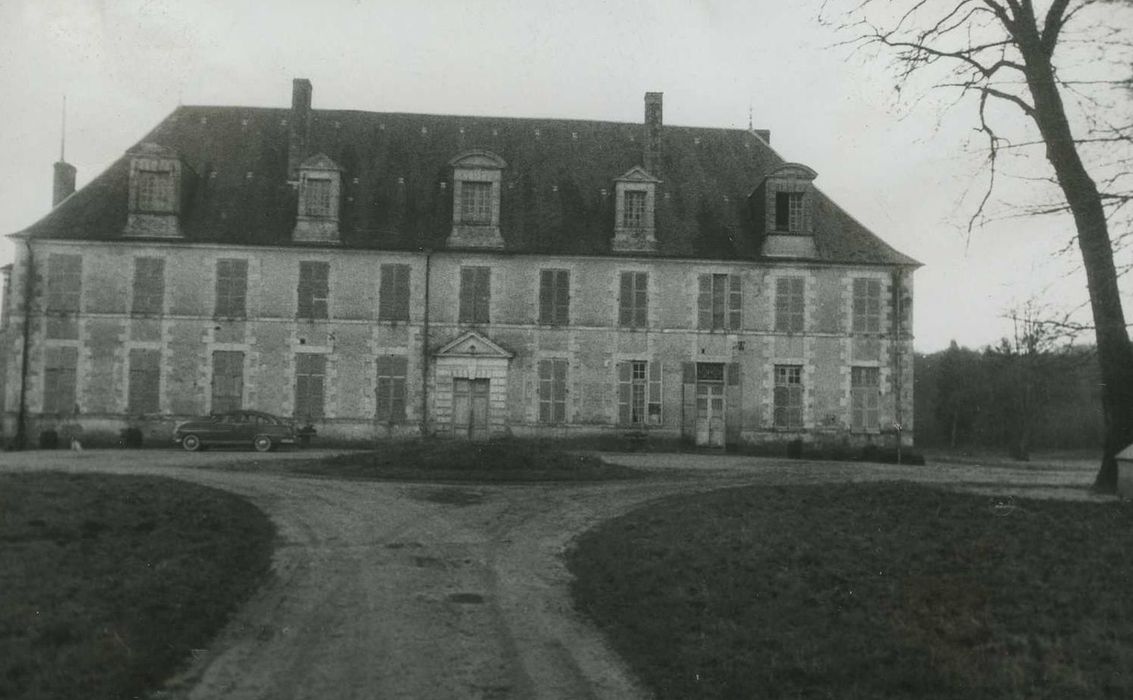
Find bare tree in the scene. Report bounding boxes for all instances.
[823,0,1133,491]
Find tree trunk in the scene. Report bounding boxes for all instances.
[1017,32,1133,491]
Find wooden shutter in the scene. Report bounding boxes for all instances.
[648,361,663,425]
[728,275,742,330]
[617,362,632,425]
[618,272,632,326]
[681,361,697,438]
[556,270,570,325]
[725,362,742,443]
[697,274,712,330]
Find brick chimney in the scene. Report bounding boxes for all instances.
[52,161,76,207]
[643,92,663,176]
[288,78,313,179]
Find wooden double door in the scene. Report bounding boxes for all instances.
[453,378,490,440]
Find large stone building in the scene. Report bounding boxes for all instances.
[0,79,918,448]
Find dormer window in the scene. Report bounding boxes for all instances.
[613,166,661,253]
[775,191,804,233]
[752,163,818,257]
[460,181,493,225]
[447,150,507,249]
[292,154,343,244]
[125,142,188,238]
[137,170,176,212]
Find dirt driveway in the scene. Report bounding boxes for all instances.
[0,449,1108,699]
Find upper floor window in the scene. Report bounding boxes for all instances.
[137,170,176,212]
[459,266,491,324]
[378,264,411,322]
[852,278,882,333]
[460,181,493,225]
[775,191,804,233]
[619,271,648,328]
[46,254,82,313]
[539,269,570,326]
[774,276,805,333]
[297,261,329,319]
[697,273,742,331]
[131,257,165,315]
[215,259,248,318]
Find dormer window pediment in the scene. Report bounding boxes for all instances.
[125,142,188,238]
[447,149,506,249]
[613,166,660,253]
[293,153,343,244]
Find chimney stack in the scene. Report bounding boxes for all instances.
[643,92,663,176]
[52,161,76,207]
[288,78,313,179]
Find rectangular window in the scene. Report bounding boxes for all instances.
[43,346,78,414]
[460,181,493,225]
[303,178,333,217]
[378,264,411,322]
[376,355,407,423]
[131,258,165,315]
[618,271,648,328]
[774,276,805,333]
[539,269,570,326]
[623,190,646,228]
[618,360,664,426]
[297,261,330,320]
[294,353,326,421]
[697,273,742,330]
[775,191,804,232]
[538,358,568,424]
[773,364,804,429]
[459,266,491,324]
[127,348,161,414]
[137,170,175,212]
[851,367,881,431]
[46,254,82,313]
[211,351,244,413]
[214,259,247,318]
[852,278,882,333]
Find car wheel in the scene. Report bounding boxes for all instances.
[253,435,273,453]
[182,434,202,452]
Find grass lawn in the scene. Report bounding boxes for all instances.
[227,439,643,482]
[0,472,275,700]
[568,482,1133,699]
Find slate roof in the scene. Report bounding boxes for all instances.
[18,104,919,266]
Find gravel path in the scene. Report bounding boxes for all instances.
[0,448,1110,699]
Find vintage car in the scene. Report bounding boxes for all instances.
[173,410,298,452]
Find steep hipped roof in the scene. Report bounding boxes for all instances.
[18,104,919,266]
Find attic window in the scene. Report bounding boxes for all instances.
[460,181,492,225]
[623,190,646,228]
[302,178,333,218]
[137,170,175,213]
[612,166,660,253]
[775,192,804,232]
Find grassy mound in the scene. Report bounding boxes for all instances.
[0,472,275,700]
[294,439,643,482]
[568,482,1133,699]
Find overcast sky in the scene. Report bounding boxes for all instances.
[1,0,1129,352]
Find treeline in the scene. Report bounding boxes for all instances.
[914,341,1103,456]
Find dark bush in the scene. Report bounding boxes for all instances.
[786,438,803,459]
[39,430,59,450]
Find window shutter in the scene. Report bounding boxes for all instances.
[697,274,712,330]
[726,363,740,386]
[728,275,742,330]
[648,361,662,425]
[554,359,568,423]
[619,273,632,326]
[556,271,570,325]
[539,271,552,325]
[459,269,474,322]
[617,362,632,425]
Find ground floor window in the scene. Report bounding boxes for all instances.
[538,359,567,424]
[376,355,407,423]
[619,360,663,426]
[851,366,880,431]
[211,350,244,414]
[773,364,803,429]
[128,348,161,414]
[43,346,78,414]
[295,353,326,422]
